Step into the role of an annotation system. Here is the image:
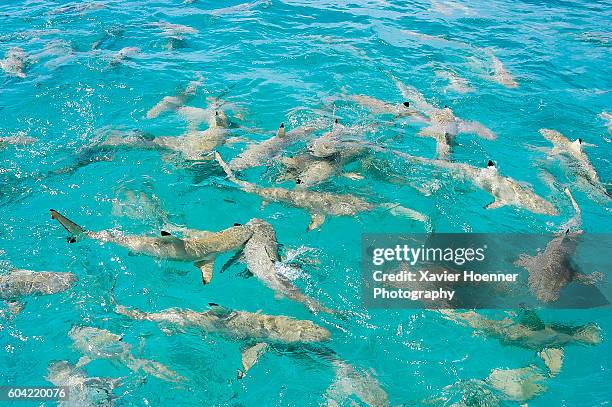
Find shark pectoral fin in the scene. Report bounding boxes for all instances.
[514,254,535,269]
[208,303,233,318]
[574,271,604,285]
[538,348,564,377]
[131,357,185,383]
[307,213,326,232]
[484,199,506,210]
[195,258,215,284]
[76,356,92,368]
[380,203,428,224]
[50,209,86,242]
[342,172,364,180]
[238,342,269,378]
[226,136,248,144]
[4,300,24,318]
[417,127,434,138]
[220,250,244,273]
[434,138,452,160]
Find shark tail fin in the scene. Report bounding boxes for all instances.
[326,360,389,407]
[514,254,535,269]
[564,188,581,216]
[380,203,430,229]
[49,209,86,242]
[126,356,185,383]
[573,323,602,345]
[486,365,547,402]
[213,152,252,189]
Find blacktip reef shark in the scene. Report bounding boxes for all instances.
[427,363,547,406]
[47,361,124,407]
[115,301,388,405]
[434,69,474,94]
[229,122,318,171]
[146,75,204,119]
[440,309,602,377]
[49,209,253,284]
[277,121,368,187]
[115,302,330,378]
[242,219,333,314]
[515,188,604,304]
[278,148,365,188]
[1,268,77,317]
[600,111,612,132]
[539,128,610,201]
[214,152,429,231]
[0,134,37,148]
[324,359,389,407]
[68,326,184,383]
[488,51,518,88]
[346,94,427,120]
[0,47,28,78]
[101,109,231,161]
[393,151,558,215]
[393,77,496,160]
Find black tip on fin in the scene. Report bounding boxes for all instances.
[215,111,219,116]
[233,222,242,226]
[578,138,582,144]
[565,228,570,234]
[161,231,172,236]
[334,118,339,124]
[487,160,495,167]
[444,104,448,108]
[403,101,410,107]
[209,302,219,307]
[280,122,284,128]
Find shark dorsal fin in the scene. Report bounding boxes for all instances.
[571,138,582,152]
[161,231,172,237]
[208,303,232,317]
[277,123,286,138]
[518,309,545,331]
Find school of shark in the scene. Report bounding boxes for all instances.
[1,0,610,406]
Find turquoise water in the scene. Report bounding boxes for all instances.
[1,0,611,405]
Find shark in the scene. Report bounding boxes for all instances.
[440,309,602,377]
[1,268,77,317]
[347,94,426,120]
[540,128,610,201]
[101,110,231,161]
[214,152,428,230]
[229,122,318,171]
[0,47,28,78]
[515,188,603,304]
[146,76,204,119]
[325,359,389,407]
[428,364,547,406]
[393,152,558,215]
[115,302,330,378]
[47,361,124,407]
[242,219,332,313]
[49,209,253,284]
[0,135,37,148]
[393,78,495,160]
[68,326,184,382]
